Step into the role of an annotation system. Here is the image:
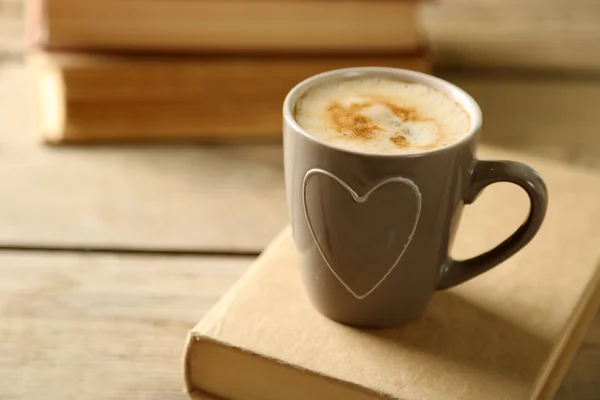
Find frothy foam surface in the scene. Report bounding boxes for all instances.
[294,76,471,154]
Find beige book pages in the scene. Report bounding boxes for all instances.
[39,0,422,53]
[28,52,431,142]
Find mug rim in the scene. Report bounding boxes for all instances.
[283,67,483,158]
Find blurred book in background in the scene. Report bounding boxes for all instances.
[33,0,424,54]
[30,52,430,143]
[27,0,431,143]
[422,0,600,71]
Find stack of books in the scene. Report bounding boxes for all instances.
[27,0,430,143]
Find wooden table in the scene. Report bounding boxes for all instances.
[0,60,598,400]
[1,4,599,397]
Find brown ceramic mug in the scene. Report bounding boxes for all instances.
[283,67,548,328]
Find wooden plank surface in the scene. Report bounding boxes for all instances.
[0,252,596,400]
[0,252,252,400]
[2,61,600,252]
[0,60,288,252]
[423,0,600,71]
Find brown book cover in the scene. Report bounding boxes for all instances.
[28,51,431,143]
[184,147,600,400]
[34,0,423,54]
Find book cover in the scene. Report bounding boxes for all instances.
[184,148,600,400]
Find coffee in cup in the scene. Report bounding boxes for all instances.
[294,76,471,154]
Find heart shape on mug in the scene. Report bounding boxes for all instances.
[302,169,422,300]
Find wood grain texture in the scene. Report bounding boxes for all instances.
[3,61,600,251]
[0,252,252,400]
[0,60,288,252]
[423,0,600,71]
[0,252,596,400]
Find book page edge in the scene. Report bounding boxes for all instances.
[184,336,391,400]
[531,261,600,399]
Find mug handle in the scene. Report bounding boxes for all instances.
[437,160,548,290]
